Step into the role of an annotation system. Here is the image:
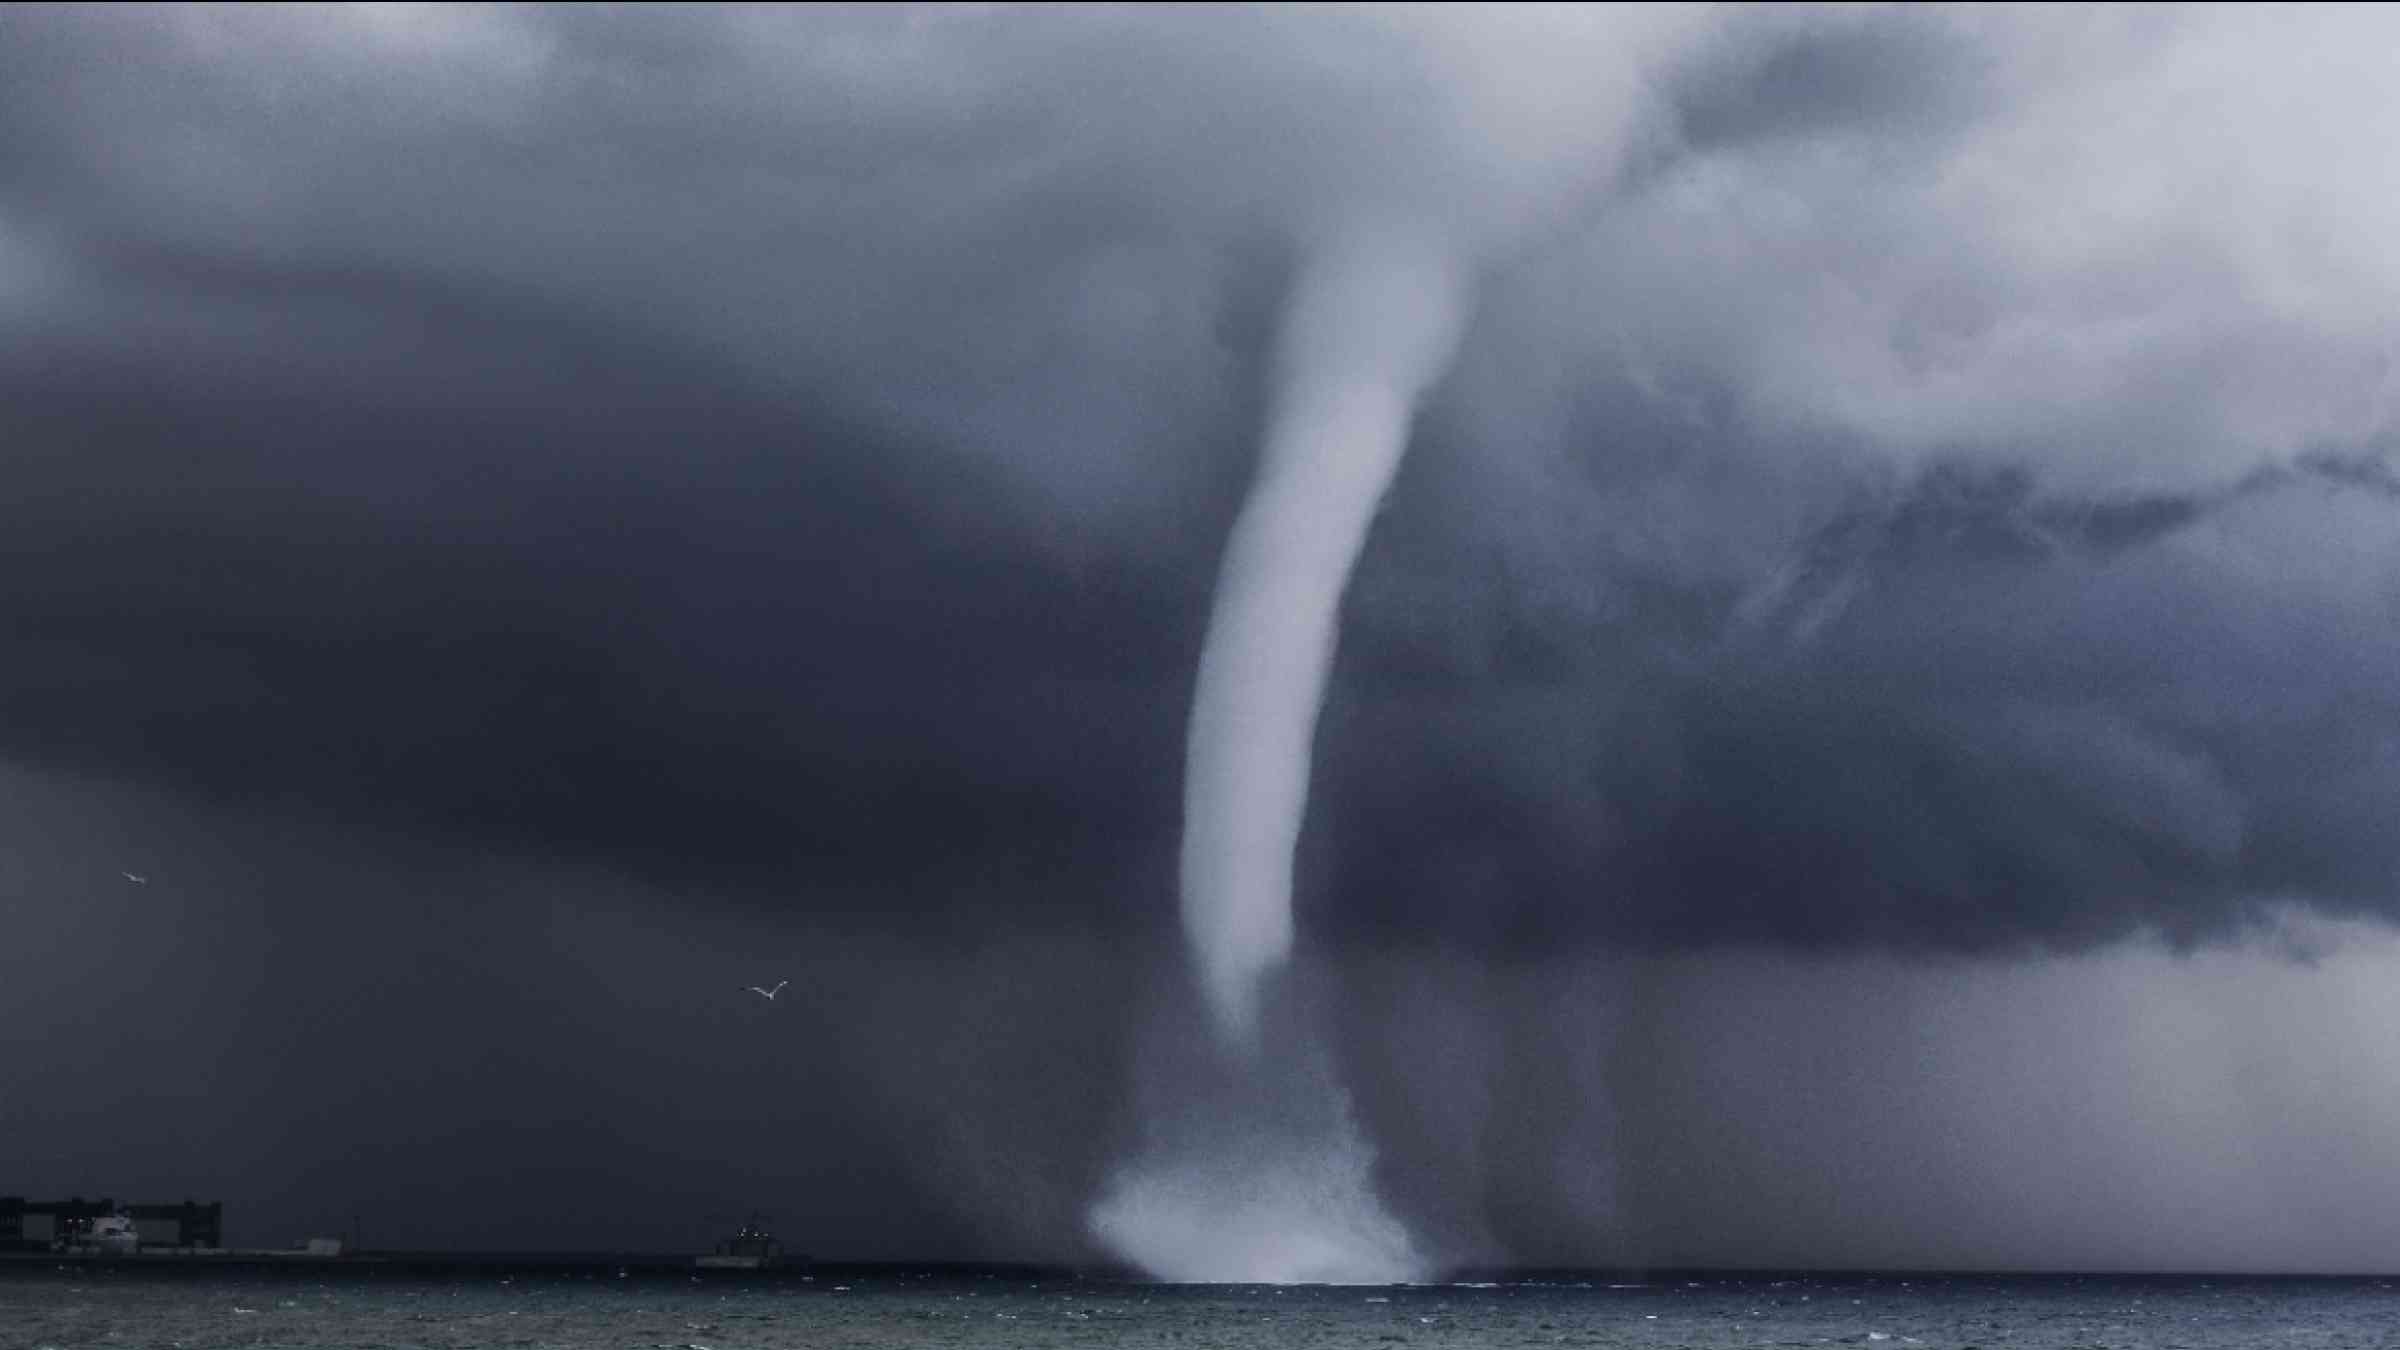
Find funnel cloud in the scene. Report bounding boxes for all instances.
[1182,230,1467,1050]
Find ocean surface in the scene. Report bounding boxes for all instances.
[7,1266,2400,1349]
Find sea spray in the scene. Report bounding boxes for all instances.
[1088,1101,1419,1283]
[1089,1000,1427,1283]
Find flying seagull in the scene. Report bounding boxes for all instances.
[746,981,788,1001]
[122,872,148,884]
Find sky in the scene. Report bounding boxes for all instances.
[5,2,2400,1270]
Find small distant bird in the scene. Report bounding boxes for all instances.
[745,980,789,1001]
[122,872,148,884]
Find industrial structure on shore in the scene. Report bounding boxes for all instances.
[1,1196,225,1252]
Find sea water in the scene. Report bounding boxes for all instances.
[6,1267,2399,1348]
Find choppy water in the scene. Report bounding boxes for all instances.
[7,1267,2400,1349]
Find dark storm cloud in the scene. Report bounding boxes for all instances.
[8,3,2400,1267]
[5,3,2396,955]
[1669,5,1995,154]
[1316,450,2400,957]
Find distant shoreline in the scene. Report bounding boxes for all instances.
[6,1253,2400,1284]
[0,1250,1078,1279]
